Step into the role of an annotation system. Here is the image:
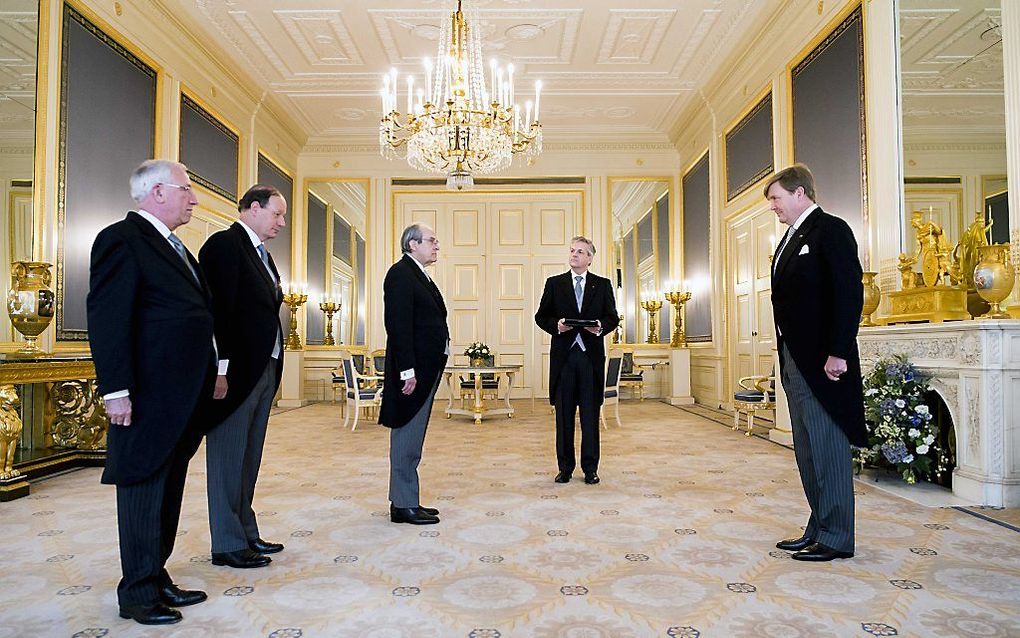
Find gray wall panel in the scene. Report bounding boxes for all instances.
[305,194,327,345]
[655,194,670,342]
[355,234,366,345]
[180,95,238,201]
[333,215,352,265]
[623,229,636,342]
[257,154,293,284]
[792,8,866,258]
[726,94,773,200]
[682,153,712,342]
[59,7,155,339]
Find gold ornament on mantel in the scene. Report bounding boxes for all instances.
[860,272,880,327]
[639,298,663,344]
[6,261,55,355]
[973,244,1015,319]
[884,212,970,325]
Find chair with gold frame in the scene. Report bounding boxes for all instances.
[340,355,384,432]
[460,354,499,407]
[369,348,387,377]
[618,350,645,400]
[600,352,623,429]
[733,373,776,436]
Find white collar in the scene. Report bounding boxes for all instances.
[136,209,172,239]
[791,203,819,231]
[408,253,430,277]
[237,219,263,248]
[570,270,588,282]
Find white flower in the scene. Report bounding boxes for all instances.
[904,454,914,463]
[915,405,929,415]
[895,399,906,408]
[924,435,935,445]
[908,428,920,438]
[916,444,930,455]
[865,388,879,396]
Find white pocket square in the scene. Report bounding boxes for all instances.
[799,245,810,255]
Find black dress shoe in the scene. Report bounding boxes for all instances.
[249,538,284,554]
[159,583,207,607]
[776,535,815,552]
[119,603,182,625]
[390,506,439,525]
[792,542,854,561]
[554,472,571,483]
[584,473,600,485]
[211,548,272,568]
[389,502,438,518]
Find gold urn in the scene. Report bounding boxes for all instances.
[973,244,1015,319]
[6,261,55,354]
[860,272,880,326]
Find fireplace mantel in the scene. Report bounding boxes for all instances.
[858,320,1020,507]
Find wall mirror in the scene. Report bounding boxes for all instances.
[609,177,673,345]
[899,0,1007,252]
[305,179,368,347]
[1,1,39,346]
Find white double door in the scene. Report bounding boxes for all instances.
[726,206,777,401]
[395,191,584,399]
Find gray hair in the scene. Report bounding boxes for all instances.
[400,222,428,254]
[571,235,596,256]
[130,159,186,203]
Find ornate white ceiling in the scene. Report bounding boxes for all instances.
[899,0,1006,142]
[170,0,780,147]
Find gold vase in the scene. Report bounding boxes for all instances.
[860,272,880,326]
[470,356,484,367]
[973,244,1015,319]
[6,261,55,354]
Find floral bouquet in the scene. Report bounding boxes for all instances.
[464,342,491,360]
[855,354,937,485]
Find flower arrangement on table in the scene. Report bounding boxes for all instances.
[464,342,491,364]
[854,354,943,485]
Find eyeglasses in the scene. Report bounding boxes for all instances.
[160,182,193,192]
[418,236,439,245]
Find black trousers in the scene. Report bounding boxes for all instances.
[555,346,599,475]
[115,422,204,607]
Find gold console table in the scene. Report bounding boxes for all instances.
[0,353,108,501]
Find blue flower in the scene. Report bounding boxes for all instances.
[881,441,910,464]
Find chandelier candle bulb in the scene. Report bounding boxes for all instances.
[508,64,514,107]
[535,81,541,121]
[406,76,413,114]
[525,100,532,128]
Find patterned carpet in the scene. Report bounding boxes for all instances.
[2,400,1019,638]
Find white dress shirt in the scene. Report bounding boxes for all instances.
[399,254,450,381]
[216,220,281,377]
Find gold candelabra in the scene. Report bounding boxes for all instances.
[640,299,663,344]
[612,313,623,344]
[282,291,308,350]
[319,300,341,346]
[664,290,692,348]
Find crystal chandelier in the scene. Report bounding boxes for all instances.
[378,0,543,191]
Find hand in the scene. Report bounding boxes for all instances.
[105,396,132,426]
[402,376,417,395]
[824,356,848,381]
[557,318,570,333]
[584,319,602,335]
[213,375,228,399]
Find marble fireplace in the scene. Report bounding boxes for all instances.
[857,321,1020,507]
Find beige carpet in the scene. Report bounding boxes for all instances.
[2,400,1019,638]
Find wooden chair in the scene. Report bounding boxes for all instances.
[341,356,384,431]
[600,353,623,429]
[733,374,776,436]
[460,354,499,407]
[619,351,645,400]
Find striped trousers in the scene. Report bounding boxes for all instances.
[115,423,204,606]
[781,344,855,553]
[389,375,440,508]
[206,358,279,552]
